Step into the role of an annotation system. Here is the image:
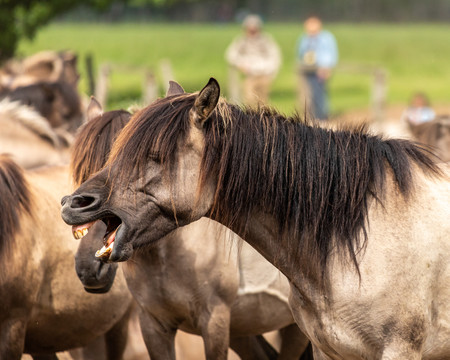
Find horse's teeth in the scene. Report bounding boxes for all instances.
[73,228,88,240]
[95,242,113,259]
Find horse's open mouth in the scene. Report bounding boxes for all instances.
[72,216,122,261]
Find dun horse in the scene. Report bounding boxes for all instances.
[62,78,450,359]
[0,104,134,358]
[72,95,311,359]
[0,98,71,168]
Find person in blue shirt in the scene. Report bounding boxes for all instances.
[297,16,338,120]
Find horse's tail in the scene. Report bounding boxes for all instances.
[0,154,32,257]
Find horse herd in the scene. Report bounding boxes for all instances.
[0,51,449,360]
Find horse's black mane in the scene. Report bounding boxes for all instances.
[0,155,32,259]
[71,109,131,186]
[109,93,440,283]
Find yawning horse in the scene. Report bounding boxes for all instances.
[71,94,311,359]
[61,78,450,359]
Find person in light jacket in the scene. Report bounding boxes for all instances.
[226,14,281,107]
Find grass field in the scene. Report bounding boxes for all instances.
[17,22,450,115]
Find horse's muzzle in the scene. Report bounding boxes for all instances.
[61,193,103,225]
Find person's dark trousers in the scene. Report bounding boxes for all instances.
[306,73,328,120]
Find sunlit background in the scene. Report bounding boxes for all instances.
[4,0,450,118]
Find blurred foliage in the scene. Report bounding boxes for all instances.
[0,0,113,63]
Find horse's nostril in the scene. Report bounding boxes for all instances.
[71,195,96,209]
[61,195,69,206]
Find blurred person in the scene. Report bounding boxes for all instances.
[401,92,436,125]
[297,16,338,120]
[226,14,281,107]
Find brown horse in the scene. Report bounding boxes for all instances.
[71,96,310,360]
[61,78,450,359]
[0,98,72,169]
[0,155,134,359]
[408,116,450,162]
[0,50,83,133]
[0,81,83,133]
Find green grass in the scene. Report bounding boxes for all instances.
[17,22,450,115]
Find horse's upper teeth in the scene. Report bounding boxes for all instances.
[73,228,88,240]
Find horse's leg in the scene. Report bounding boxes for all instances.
[31,355,58,360]
[103,305,132,360]
[199,302,230,360]
[0,317,27,360]
[230,335,278,360]
[138,311,176,360]
[299,343,314,360]
[278,324,311,360]
[78,336,106,360]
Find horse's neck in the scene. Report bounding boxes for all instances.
[211,210,298,283]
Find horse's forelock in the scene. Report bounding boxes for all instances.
[71,109,131,186]
[107,94,196,189]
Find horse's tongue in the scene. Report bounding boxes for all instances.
[106,227,117,246]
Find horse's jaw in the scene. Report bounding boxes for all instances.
[69,217,132,263]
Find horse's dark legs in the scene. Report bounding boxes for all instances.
[138,310,176,360]
[199,302,230,360]
[0,317,27,360]
[230,335,278,360]
[278,324,311,360]
[299,343,314,360]
[104,304,132,360]
[31,354,58,360]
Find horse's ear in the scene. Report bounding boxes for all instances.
[192,78,220,128]
[166,81,185,97]
[87,96,103,122]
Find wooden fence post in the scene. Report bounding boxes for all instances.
[95,64,110,108]
[85,53,95,96]
[371,68,387,123]
[160,59,175,93]
[143,70,158,105]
